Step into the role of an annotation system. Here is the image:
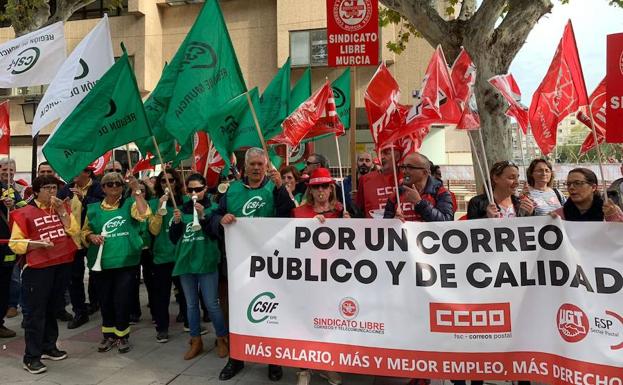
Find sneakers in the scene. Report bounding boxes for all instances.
[156,331,169,343]
[297,370,311,385]
[23,360,47,374]
[41,348,68,361]
[6,306,18,318]
[0,325,17,338]
[67,314,89,330]
[117,337,131,353]
[56,309,73,322]
[97,337,116,352]
[319,371,342,385]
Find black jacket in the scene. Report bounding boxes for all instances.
[383,176,454,222]
[57,179,105,224]
[467,193,534,219]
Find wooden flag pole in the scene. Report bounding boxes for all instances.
[125,144,134,173]
[334,136,348,210]
[516,126,528,183]
[349,66,357,191]
[245,92,273,168]
[151,136,178,210]
[587,92,608,197]
[476,129,494,203]
[191,134,197,171]
[468,131,492,204]
[390,144,401,210]
[203,135,212,177]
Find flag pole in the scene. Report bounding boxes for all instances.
[390,144,401,209]
[587,93,608,197]
[285,145,290,166]
[468,131,492,203]
[245,92,273,168]
[125,144,133,173]
[203,135,212,178]
[516,126,528,183]
[191,134,197,171]
[476,129,494,204]
[349,66,358,191]
[151,136,178,210]
[334,136,348,210]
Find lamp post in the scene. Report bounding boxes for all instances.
[20,98,39,182]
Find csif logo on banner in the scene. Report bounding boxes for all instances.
[247,291,279,324]
[7,47,40,75]
[181,42,217,71]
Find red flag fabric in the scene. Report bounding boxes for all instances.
[451,48,480,130]
[194,131,209,173]
[364,63,402,147]
[132,153,155,174]
[529,20,589,155]
[578,78,607,154]
[271,80,344,147]
[0,101,10,155]
[88,151,112,176]
[488,74,529,134]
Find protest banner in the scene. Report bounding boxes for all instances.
[226,217,623,384]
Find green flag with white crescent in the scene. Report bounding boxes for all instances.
[163,0,246,144]
[332,68,351,129]
[43,51,151,181]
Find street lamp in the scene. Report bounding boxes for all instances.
[20,98,40,182]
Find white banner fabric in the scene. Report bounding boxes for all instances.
[32,16,113,136]
[0,22,66,88]
[226,217,623,384]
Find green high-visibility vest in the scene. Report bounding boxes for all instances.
[226,180,276,218]
[149,196,189,264]
[172,205,220,276]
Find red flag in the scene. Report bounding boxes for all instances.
[451,48,480,130]
[132,153,155,174]
[488,74,529,134]
[0,101,10,155]
[606,33,623,143]
[529,20,589,155]
[364,63,402,147]
[271,81,344,147]
[579,78,607,154]
[88,151,113,176]
[194,131,209,173]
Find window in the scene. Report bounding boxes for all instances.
[290,29,327,67]
[69,0,128,21]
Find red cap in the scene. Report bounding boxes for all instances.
[308,168,334,186]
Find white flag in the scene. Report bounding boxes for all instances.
[32,16,114,136]
[0,22,66,88]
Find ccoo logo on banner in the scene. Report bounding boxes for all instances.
[226,217,623,384]
[0,22,66,88]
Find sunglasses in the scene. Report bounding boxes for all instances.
[311,183,331,190]
[160,178,175,184]
[399,164,427,171]
[104,182,124,188]
[187,186,205,193]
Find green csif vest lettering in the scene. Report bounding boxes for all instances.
[149,196,189,264]
[86,198,143,269]
[172,206,220,276]
[226,180,276,218]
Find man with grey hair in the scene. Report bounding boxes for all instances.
[209,147,294,382]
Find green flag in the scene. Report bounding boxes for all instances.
[289,67,311,113]
[43,51,151,181]
[332,68,351,129]
[259,58,290,140]
[205,88,261,169]
[164,0,246,144]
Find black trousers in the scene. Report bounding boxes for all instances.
[22,263,71,363]
[96,266,134,339]
[0,262,13,327]
[151,262,174,332]
[68,249,88,317]
[130,249,154,318]
[172,276,188,325]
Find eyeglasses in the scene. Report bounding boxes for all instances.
[306,161,320,166]
[565,180,593,189]
[311,183,331,190]
[105,168,123,173]
[104,182,124,188]
[187,186,205,193]
[160,178,175,184]
[399,164,427,171]
[40,185,58,191]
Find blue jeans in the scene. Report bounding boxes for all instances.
[180,272,227,338]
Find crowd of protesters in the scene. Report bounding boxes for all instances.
[0,147,622,385]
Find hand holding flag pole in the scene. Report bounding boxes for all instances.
[151,136,178,211]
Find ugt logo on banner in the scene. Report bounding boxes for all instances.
[606,32,623,143]
[327,0,379,67]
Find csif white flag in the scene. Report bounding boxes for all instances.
[0,22,66,88]
[32,16,114,136]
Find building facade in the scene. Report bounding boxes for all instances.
[0,0,473,180]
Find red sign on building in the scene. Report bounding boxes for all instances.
[327,0,379,67]
[606,32,623,143]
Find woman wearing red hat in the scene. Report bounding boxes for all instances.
[291,167,347,385]
[292,168,350,222]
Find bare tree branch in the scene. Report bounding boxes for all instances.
[491,0,553,70]
[45,0,98,27]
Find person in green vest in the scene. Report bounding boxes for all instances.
[208,147,295,382]
[81,172,151,354]
[169,173,228,360]
[148,168,189,343]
